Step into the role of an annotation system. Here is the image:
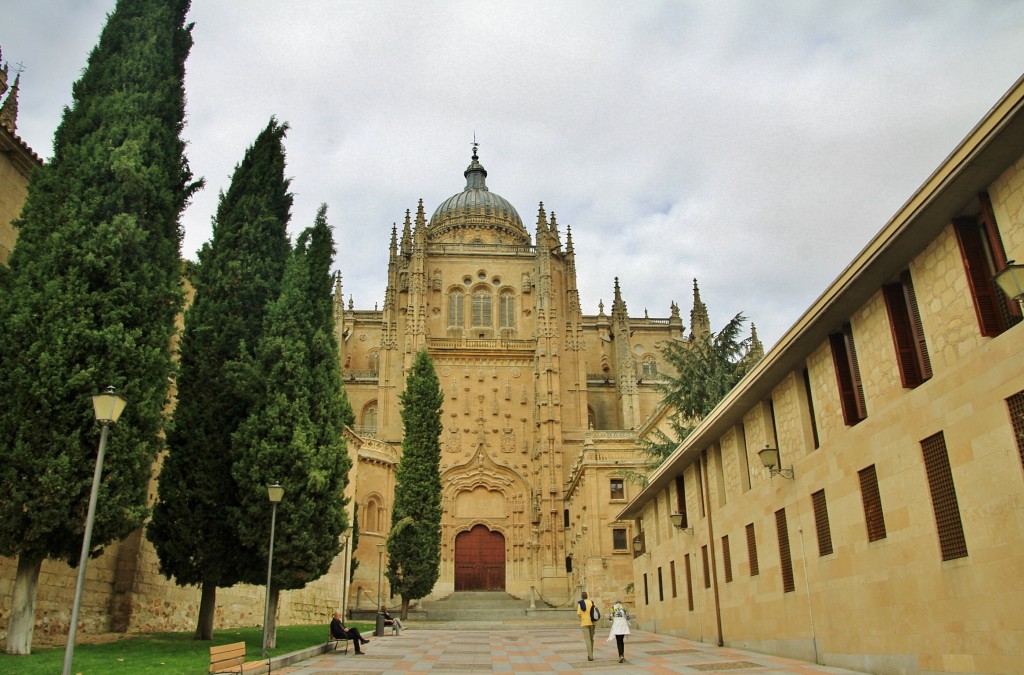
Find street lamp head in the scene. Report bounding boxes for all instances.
[757,445,780,471]
[994,260,1024,301]
[92,386,127,425]
[267,483,285,503]
[376,542,385,554]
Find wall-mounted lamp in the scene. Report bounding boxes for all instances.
[758,445,794,479]
[631,536,650,558]
[669,512,693,534]
[994,260,1024,303]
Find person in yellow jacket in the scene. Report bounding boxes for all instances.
[576,591,596,661]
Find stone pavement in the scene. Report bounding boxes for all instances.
[274,623,868,674]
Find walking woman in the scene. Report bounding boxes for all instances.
[606,599,631,663]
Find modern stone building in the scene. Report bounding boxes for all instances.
[619,75,1024,675]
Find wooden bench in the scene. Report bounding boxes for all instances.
[327,625,350,654]
[209,641,269,674]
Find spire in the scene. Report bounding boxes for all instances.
[689,278,711,340]
[748,323,764,360]
[389,223,398,257]
[535,202,548,235]
[549,211,561,246]
[565,224,575,254]
[415,198,426,229]
[612,277,627,316]
[401,209,412,256]
[0,71,19,133]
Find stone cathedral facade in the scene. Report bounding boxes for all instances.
[337,147,713,608]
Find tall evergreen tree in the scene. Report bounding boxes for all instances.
[641,313,755,467]
[0,0,198,654]
[387,350,443,621]
[231,206,352,648]
[147,118,292,640]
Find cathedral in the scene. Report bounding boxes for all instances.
[337,146,703,609]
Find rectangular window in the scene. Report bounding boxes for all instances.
[811,489,834,556]
[657,567,664,602]
[563,508,570,529]
[802,368,820,450]
[610,478,625,501]
[684,554,694,611]
[829,323,867,425]
[746,523,759,576]
[670,560,678,598]
[921,432,968,561]
[499,292,515,329]
[775,508,795,593]
[721,535,733,583]
[674,475,688,528]
[701,545,711,589]
[695,461,706,517]
[1007,391,1024,475]
[643,573,649,605]
[472,291,491,327]
[883,270,933,388]
[954,193,1020,336]
[612,528,628,551]
[859,464,887,542]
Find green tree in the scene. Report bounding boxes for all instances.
[231,206,352,648]
[0,0,198,655]
[147,118,292,640]
[387,350,443,621]
[642,313,756,466]
[349,503,360,584]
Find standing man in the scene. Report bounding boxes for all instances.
[577,591,596,661]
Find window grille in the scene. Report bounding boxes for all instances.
[643,573,649,605]
[921,432,968,561]
[746,523,759,576]
[670,560,678,598]
[811,489,834,556]
[858,465,887,542]
[1007,391,1024,475]
[701,545,710,589]
[657,567,664,601]
[684,554,694,611]
[722,535,733,583]
[775,509,795,593]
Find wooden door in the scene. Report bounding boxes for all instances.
[454,525,506,591]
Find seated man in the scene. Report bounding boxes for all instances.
[380,605,403,634]
[330,610,369,654]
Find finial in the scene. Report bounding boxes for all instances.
[472,132,479,160]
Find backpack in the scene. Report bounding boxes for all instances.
[590,602,600,622]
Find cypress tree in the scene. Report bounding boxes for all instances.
[0,0,198,654]
[231,205,352,648]
[387,349,443,621]
[147,118,292,640]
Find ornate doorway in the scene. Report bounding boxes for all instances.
[454,525,506,591]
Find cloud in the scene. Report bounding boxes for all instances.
[4,0,1024,349]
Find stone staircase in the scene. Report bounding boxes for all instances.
[413,589,577,626]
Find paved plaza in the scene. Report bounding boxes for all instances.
[275,624,867,674]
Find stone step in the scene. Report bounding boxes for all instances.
[418,591,531,621]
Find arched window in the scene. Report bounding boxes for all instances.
[365,495,380,532]
[368,351,380,374]
[472,289,492,327]
[587,406,598,430]
[641,357,658,379]
[362,400,378,432]
[448,291,464,328]
[499,291,515,329]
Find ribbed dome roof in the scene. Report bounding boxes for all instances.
[427,147,528,244]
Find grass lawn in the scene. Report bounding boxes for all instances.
[0,622,374,675]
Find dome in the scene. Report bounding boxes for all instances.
[427,147,529,244]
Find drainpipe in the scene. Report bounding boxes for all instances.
[701,450,725,647]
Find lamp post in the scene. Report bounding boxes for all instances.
[262,483,285,656]
[339,534,349,618]
[62,387,127,675]
[375,542,385,636]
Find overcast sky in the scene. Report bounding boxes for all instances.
[4,1,1024,350]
